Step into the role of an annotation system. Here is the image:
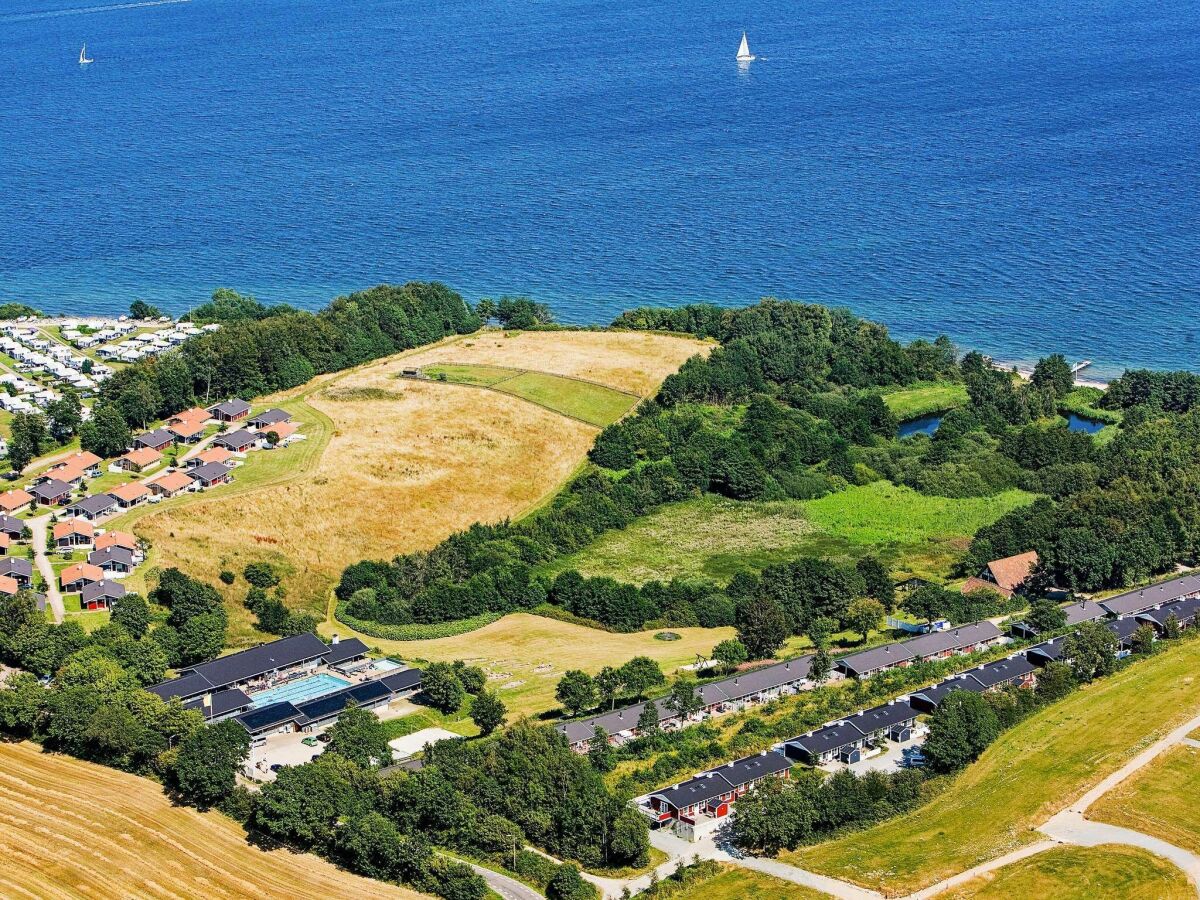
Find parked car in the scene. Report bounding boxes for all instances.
[301,737,318,747]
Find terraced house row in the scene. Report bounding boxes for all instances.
[634,586,1200,841]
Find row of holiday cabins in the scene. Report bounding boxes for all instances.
[638,587,1200,835]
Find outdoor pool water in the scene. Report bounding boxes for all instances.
[373,659,403,672]
[249,673,351,708]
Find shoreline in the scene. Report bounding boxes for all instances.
[993,358,1110,390]
[3,310,1117,390]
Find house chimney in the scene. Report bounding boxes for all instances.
[331,634,340,645]
[202,693,212,709]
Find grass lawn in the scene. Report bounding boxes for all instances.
[547,483,1037,585]
[666,865,830,899]
[123,332,702,647]
[424,364,639,427]
[790,638,1200,894]
[880,381,969,420]
[941,845,1193,899]
[1088,744,1200,854]
[322,613,736,718]
[0,742,424,899]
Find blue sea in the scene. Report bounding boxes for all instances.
[1,0,1198,378]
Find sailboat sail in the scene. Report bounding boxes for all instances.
[736,32,754,61]
[79,44,93,64]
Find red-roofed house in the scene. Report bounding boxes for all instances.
[961,551,1039,599]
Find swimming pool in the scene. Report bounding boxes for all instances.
[373,659,403,672]
[249,673,351,708]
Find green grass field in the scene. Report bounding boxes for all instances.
[941,845,1193,900]
[423,363,638,427]
[789,638,1200,894]
[659,866,829,899]
[547,483,1036,584]
[881,381,969,420]
[1089,744,1200,855]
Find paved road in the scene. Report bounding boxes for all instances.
[619,710,1200,900]
[28,514,63,623]
[444,858,542,900]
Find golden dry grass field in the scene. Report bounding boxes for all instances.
[122,330,708,644]
[0,741,424,900]
[398,329,711,395]
[325,612,735,717]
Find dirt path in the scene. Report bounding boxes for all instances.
[28,514,62,623]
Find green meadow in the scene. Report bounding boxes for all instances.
[424,363,638,427]
[546,482,1037,584]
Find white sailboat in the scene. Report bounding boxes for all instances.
[79,44,93,65]
[736,31,755,62]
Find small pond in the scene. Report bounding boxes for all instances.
[897,413,943,438]
[1066,413,1107,434]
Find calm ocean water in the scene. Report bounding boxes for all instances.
[1,0,1198,377]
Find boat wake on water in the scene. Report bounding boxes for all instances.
[1,0,190,24]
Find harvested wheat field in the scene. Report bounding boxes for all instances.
[397,329,711,395]
[0,741,423,900]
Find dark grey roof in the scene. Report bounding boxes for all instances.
[179,632,329,692]
[1011,601,1107,637]
[1025,638,1067,665]
[214,428,258,449]
[836,642,915,677]
[68,494,117,516]
[846,700,917,734]
[136,428,174,448]
[380,668,423,693]
[784,721,865,757]
[184,688,252,718]
[909,675,986,712]
[189,462,231,483]
[147,671,215,701]
[211,398,251,417]
[31,478,73,499]
[249,408,291,427]
[0,514,24,536]
[1136,596,1200,629]
[964,656,1036,689]
[650,752,791,811]
[235,701,304,734]
[1101,574,1200,617]
[559,656,816,744]
[0,557,33,579]
[88,546,134,568]
[1063,601,1108,626]
[1106,616,1143,645]
[322,637,370,666]
[81,580,126,604]
[719,656,813,700]
[902,621,1003,658]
